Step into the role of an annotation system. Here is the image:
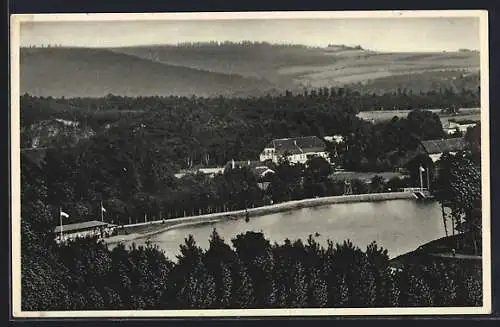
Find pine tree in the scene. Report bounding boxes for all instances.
[406,274,434,306]
[219,262,233,308]
[290,261,308,307]
[102,286,122,309]
[177,257,217,309]
[86,286,105,309]
[338,276,349,307]
[308,270,328,308]
[232,259,256,308]
[388,275,401,307]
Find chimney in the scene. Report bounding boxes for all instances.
[232,159,235,169]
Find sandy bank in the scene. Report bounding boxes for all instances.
[105,192,417,245]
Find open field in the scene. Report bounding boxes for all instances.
[20,44,480,98]
[357,108,481,123]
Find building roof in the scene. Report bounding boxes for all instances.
[443,121,477,130]
[54,220,114,234]
[264,136,326,156]
[253,166,275,177]
[224,160,275,178]
[420,137,467,155]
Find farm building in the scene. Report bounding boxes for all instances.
[442,121,477,135]
[259,136,330,164]
[397,137,468,183]
[418,137,467,162]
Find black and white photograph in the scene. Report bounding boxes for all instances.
[10,11,490,317]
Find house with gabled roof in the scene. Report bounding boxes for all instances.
[259,136,330,164]
[397,137,469,176]
[419,137,467,162]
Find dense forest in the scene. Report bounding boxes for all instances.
[20,85,483,310]
[22,154,483,311]
[22,229,483,310]
[20,86,479,127]
[20,88,481,226]
[21,143,483,310]
[23,168,482,311]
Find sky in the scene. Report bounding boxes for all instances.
[19,17,480,52]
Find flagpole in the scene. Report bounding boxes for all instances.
[426,167,430,191]
[419,166,423,191]
[59,207,63,241]
[101,201,104,222]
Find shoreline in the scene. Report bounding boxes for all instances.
[105,191,419,245]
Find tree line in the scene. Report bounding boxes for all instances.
[23,148,410,226]
[20,85,479,129]
[20,92,483,311]
[21,145,483,311]
[22,199,482,311]
[20,90,481,226]
[21,91,463,172]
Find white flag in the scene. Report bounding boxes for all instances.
[60,210,69,218]
[101,205,107,213]
[419,166,425,172]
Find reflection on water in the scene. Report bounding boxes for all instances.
[123,199,444,259]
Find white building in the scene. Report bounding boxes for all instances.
[443,121,477,135]
[323,135,344,143]
[174,167,225,179]
[259,136,330,164]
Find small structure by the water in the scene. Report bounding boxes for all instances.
[54,220,117,243]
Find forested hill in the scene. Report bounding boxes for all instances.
[20,43,480,98]
[21,89,478,172]
[20,47,280,98]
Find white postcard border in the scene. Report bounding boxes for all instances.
[10,10,491,318]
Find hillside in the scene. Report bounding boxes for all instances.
[20,44,480,98]
[113,44,480,92]
[20,47,279,98]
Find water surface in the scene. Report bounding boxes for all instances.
[123,199,444,259]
